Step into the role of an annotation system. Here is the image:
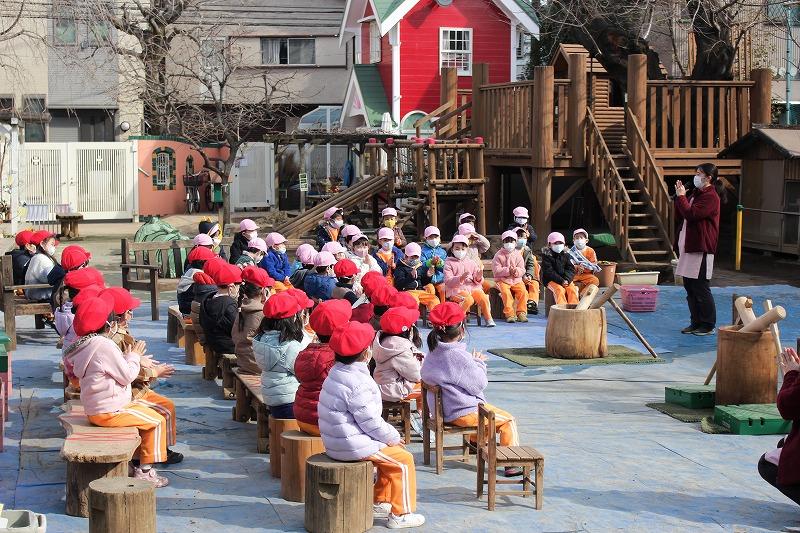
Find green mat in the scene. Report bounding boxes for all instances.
[488,345,663,367]
[646,402,714,423]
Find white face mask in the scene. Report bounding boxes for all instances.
[515,217,528,225]
[380,241,392,251]
[245,231,258,240]
[212,236,222,246]
[693,174,705,188]
[426,238,440,248]
[503,242,516,251]
[574,239,587,250]
[276,245,287,254]
[354,246,369,258]
[551,244,565,254]
[453,249,467,260]
[516,238,526,249]
[46,244,56,255]
[332,219,344,228]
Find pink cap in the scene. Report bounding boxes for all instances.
[349,232,369,244]
[247,237,268,253]
[193,233,213,246]
[512,206,529,218]
[501,230,518,241]
[458,213,475,223]
[451,235,470,245]
[381,207,398,217]
[296,243,317,265]
[573,228,589,239]
[341,224,360,239]
[313,251,337,267]
[404,242,421,257]
[322,241,346,255]
[323,206,342,220]
[377,227,394,241]
[547,232,566,244]
[424,226,440,239]
[458,223,476,236]
[265,232,287,247]
[239,219,258,231]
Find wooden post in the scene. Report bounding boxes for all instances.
[626,54,647,140]
[471,63,489,139]
[428,148,438,227]
[532,168,552,248]
[475,147,487,235]
[441,67,458,137]
[750,68,773,126]
[304,454,373,533]
[299,143,307,213]
[386,145,395,208]
[88,478,156,533]
[531,66,554,168]
[568,54,587,167]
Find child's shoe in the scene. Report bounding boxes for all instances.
[485,319,496,328]
[517,312,528,323]
[373,502,392,519]
[527,301,538,315]
[133,467,169,487]
[505,316,516,323]
[388,512,426,529]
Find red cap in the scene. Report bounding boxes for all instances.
[428,302,466,328]
[202,257,228,279]
[360,271,387,297]
[330,321,376,357]
[241,265,274,288]
[64,267,105,290]
[100,287,141,315]
[188,246,216,263]
[392,291,419,311]
[263,291,302,319]
[15,230,34,247]
[193,272,215,285]
[73,292,115,336]
[213,264,242,286]
[60,245,91,271]
[287,288,314,309]
[333,259,359,278]
[30,230,56,246]
[380,306,420,335]
[370,284,398,307]
[71,285,101,308]
[309,299,353,336]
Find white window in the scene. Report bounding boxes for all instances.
[156,152,170,186]
[440,28,472,76]
[261,38,316,65]
[369,21,381,63]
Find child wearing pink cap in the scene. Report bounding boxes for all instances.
[569,228,601,295]
[315,206,345,250]
[381,207,407,248]
[542,232,578,305]
[229,219,259,264]
[289,243,317,291]
[372,227,404,286]
[393,242,440,312]
[444,235,495,327]
[420,226,447,303]
[492,231,529,323]
[507,206,537,249]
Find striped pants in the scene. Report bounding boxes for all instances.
[450,403,519,446]
[137,390,177,446]
[367,445,417,516]
[87,401,168,464]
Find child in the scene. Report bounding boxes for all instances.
[321,241,348,261]
[232,266,275,375]
[507,206,537,249]
[372,306,423,403]
[515,227,540,315]
[59,269,105,383]
[331,259,360,304]
[235,237,268,269]
[303,251,337,302]
[541,232,578,305]
[9,230,35,285]
[443,235,495,327]
[492,230,529,323]
[261,232,293,291]
[381,207,407,248]
[48,245,92,310]
[393,243,440,312]
[293,299,352,436]
[199,263,242,355]
[420,226,447,303]
[318,321,425,528]
[253,291,311,418]
[456,223,490,264]
[346,232,382,292]
[458,212,476,226]
[373,228,405,285]
[183,233,214,272]
[569,228,601,295]
[316,206,345,250]
[25,230,59,302]
[420,302,521,477]
[177,246,216,315]
[229,219,259,264]
[68,293,170,486]
[289,243,317,291]
[368,283,398,331]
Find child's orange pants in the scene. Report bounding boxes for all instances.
[297,420,321,437]
[524,278,540,303]
[573,272,600,294]
[366,445,417,516]
[450,403,519,446]
[496,281,528,318]
[87,401,168,464]
[433,283,445,304]
[137,389,177,446]
[547,281,579,305]
[449,290,491,321]
[272,281,293,293]
[404,285,440,312]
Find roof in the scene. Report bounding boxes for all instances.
[347,64,391,127]
[550,43,668,77]
[718,126,800,159]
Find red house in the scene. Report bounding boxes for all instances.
[340,0,539,132]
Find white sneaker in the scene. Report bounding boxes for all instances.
[388,513,426,529]
[373,502,392,519]
[485,319,496,328]
[133,467,169,488]
[410,412,423,437]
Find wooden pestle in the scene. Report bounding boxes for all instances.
[589,284,619,309]
[575,284,599,310]
[734,296,757,325]
[740,306,786,333]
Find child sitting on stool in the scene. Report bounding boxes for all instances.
[393,242,440,312]
[541,232,579,306]
[515,227,540,315]
[569,228,601,295]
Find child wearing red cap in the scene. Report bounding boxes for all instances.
[368,284,398,332]
[293,299,352,436]
[232,266,274,375]
[420,302,521,477]
[493,231,529,323]
[372,307,423,403]
[319,321,425,529]
[177,245,217,315]
[24,231,59,302]
[253,292,311,418]
[67,294,170,487]
[393,243,440,312]
[443,236,495,327]
[330,259,360,304]
[200,263,242,355]
[8,230,36,285]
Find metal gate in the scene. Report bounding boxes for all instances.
[231,143,275,210]
[19,142,136,220]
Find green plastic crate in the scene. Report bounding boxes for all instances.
[714,404,791,435]
[0,331,11,350]
[665,384,716,409]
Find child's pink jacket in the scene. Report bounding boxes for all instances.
[492,248,525,285]
[443,256,484,297]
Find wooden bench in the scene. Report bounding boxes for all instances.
[232,369,271,453]
[120,238,194,321]
[422,381,477,474]
[0,255,52,350]
[221,353,237,400]
[56,213,84,241]
[166,305,188,346]
[58,402,141,518]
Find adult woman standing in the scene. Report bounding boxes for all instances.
[674,163,724,336]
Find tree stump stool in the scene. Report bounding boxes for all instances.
[716,325,778,405]
[545,305,608,359]
[280,430,325,502]
[269,416,299,478]
[88,477,155,533]
[304,453,373,533]
[56,213,84,241]
[184,325,205,366]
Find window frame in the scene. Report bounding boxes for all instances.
[260,37,317,66]
[369,21,381,64]
[54,18,77,46]
[22,95,47,142]
[155,152,171,186]
[439,27,473,76]
[0,96,13,113]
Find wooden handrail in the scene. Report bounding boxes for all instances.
[625,107,677,256]
[434,100,472,125]
[647,80,755,87]
[414,99,456,129]
[586,110,633,261]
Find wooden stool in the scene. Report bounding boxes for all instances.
[280,430,325,502]
[184,325,205,366]
[381,400,412,444]
[88,477,156,533]
[269,416,299,477]
[304,453,373,533]
[202,346,219,381]
[221,354,237,400]
[56,213,84,240]
[422,381,477,474]
[488,287,506,320]
[544,287,555,317]
[476,404,543,510]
